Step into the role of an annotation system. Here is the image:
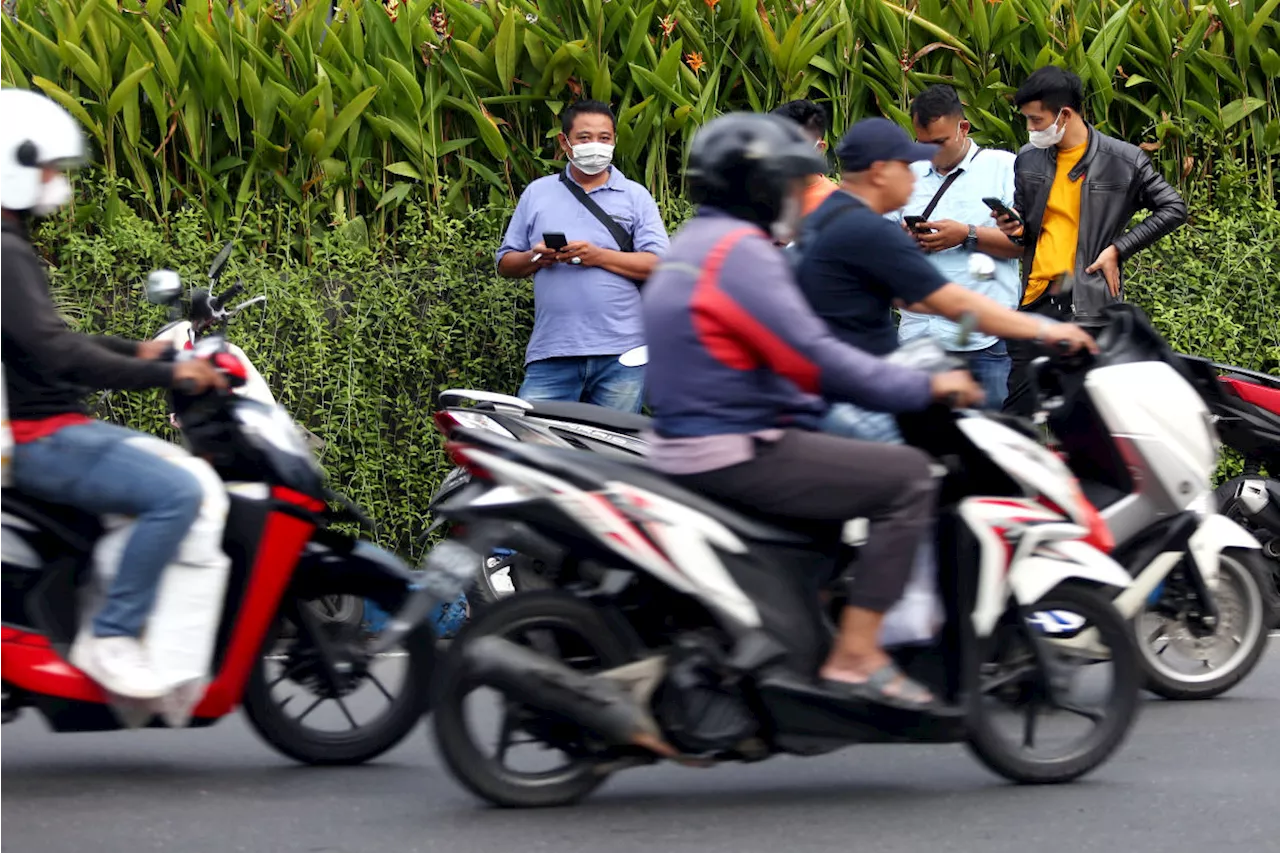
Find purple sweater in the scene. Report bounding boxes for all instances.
[641,210,933,473]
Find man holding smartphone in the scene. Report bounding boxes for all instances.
[893,85,1022,409]
[995,66,1187,416]
[496,100,669,412]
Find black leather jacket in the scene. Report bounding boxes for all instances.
[1012,126,1187,325]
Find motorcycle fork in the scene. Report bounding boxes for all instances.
[1159,557,1221,636]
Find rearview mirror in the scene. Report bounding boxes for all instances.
[145,270,183,306]
[967,253,996,281]
[207,241,234,283]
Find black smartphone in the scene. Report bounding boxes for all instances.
[982,197,1023,225]
[542,231,568,251]
[903,215,934,233]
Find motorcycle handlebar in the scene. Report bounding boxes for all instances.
[210,281,244,312]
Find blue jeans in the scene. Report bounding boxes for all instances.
[963,340,1011,411]
[820,402,904,444]
[12,421,204,638]
[518,356,645,413]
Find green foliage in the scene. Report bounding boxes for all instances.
[4,0,1277,250]
[37,179,533,555]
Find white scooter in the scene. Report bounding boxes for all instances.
[133,246,361,632]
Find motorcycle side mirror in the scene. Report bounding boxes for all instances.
[207,241,234,284]
[145,270,183,306]
[619,346,649,368]
[967,252,996,281]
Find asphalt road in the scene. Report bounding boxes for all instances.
[4,646,1280,853]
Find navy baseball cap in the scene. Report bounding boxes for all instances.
[836,117,938,172]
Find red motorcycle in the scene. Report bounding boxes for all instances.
[2,324,436,764]
[1181,355,1280,623]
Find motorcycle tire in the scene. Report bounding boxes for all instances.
[432,591,632,808]
[1138,548,1271,700]
[242,579,435,766]
[966,582,1141,784]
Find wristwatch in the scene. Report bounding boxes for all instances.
[963,224,978,251]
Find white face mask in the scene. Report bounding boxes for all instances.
[32,174,72,216]
[1028,109,1067,149]
[772,194,803,244]
[569,142,615,176]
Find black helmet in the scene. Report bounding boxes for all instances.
[685,113,826,229]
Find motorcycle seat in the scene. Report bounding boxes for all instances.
[1,489,102,554]
[451,427,822,546]
[522,400,653,435]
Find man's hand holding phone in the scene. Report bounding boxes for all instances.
[558,240,605,267]
[985,197,1025,241]
[528,242,559,269]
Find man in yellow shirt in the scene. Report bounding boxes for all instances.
[995,66,1187,416]
[771,99,839,218]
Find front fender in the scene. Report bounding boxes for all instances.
[1008,539,1133,609]
[1189,513,1261,589]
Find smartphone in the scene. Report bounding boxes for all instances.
[542,231,568,252]
[903,215,934,233]
[982,197,1023,225]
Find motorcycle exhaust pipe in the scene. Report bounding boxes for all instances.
[461,636,677,758]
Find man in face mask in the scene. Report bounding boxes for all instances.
[2,89,228,699]
[496,100,669,412]
[770,99,839,219]
[995,65,1187,416]
[895,85,1023,409]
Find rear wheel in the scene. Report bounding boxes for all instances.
[966,582,1140,784]
[242,579,435,766]
[1137,550,1271,700]
[432,592,631,808]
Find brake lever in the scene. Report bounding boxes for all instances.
[227,295,267,317]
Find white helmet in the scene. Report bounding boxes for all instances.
[0,88,86,215]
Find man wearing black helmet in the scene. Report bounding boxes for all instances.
[641,113,983,713]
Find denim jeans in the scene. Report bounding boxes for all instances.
[12,421,205,638]
[963,340,1011,411]
[819,402,904,444]
[518,355,645,413]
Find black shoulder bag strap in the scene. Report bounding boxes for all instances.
[919,169,964,221]
[917,148,979,220]
[558,172,634,253]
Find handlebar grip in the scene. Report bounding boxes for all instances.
[174,378,200,395]
[211,281,244,311]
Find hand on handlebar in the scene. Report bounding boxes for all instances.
[1039,322,1100,355]
[172,359,229,395]
[930,370,985,409]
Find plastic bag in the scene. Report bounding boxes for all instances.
[73,438,232,728]
[878,536,944,648]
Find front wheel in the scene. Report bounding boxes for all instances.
[966,582,1141,784]
[432,592,632,808]
[1137,549,1271,700]
[242,580,435,766]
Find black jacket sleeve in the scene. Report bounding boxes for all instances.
[1112,153,1188,260]
[1,242,174,391]
[90,335,141,357]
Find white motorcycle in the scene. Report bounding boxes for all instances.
[1030,303,1272,699]
[431,306,1273,700]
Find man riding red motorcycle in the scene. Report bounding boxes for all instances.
[1,88,227,700]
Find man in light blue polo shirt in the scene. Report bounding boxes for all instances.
[894,85,1024,408]
[496,100,669,412]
